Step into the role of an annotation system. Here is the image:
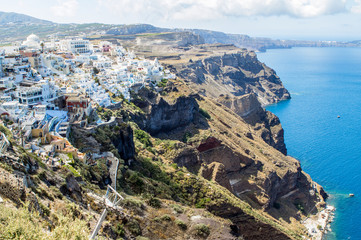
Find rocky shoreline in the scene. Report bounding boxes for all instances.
[303,205,335,240]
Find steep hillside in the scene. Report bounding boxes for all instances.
[171,46,290,105]
[129,43,290,154]
[80,83,327,239]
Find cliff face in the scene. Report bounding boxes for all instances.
[127,88,200,135]
[128,86,319,217]
[132,90,327,239]
[174,48,290,106]
[169,95,321,212]
[155,45,289,155]
[219,93,287,154]
[145,96,199,135]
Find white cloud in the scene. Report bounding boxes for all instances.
[351,0,361,13]
[51,0,79,17]
[96,0,360,22]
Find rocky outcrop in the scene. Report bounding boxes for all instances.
[219,93,287,154]
[174,47,290,105]
[197,137,222,152]
[173,134,322,213]
[70,120,135,160]
[173,147,200,170]
[61,174,83,202]
[207,202,291,240]
[219,93,263,118]
[145,96,198,134]
[112,123,135,160]
[131,89,200,135]
[0,168,27,205]
[200,162,233,192]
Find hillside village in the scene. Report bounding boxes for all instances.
[0,34,175,168]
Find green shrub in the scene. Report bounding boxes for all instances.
[295,203,305,214]
[160,214,172,221]
[126,219,141,236]
[38,202,50,217]
[194,224,210,237]
[199,108,211,119]
[127,172,145,193]
[163,140,177,151]
[37,170,47,181]
[171,204,184,213]
[39,187,54,201]
[122,198,144,210]
[50,186,63,199]
[112,223,125,237]
[0,162,13,172]
[121,198,145,214]
[195,198,211,208]
[182,132,192,143]
[134,129,152,147]
[147,197,162,208]
[157,78,168,88]
[146,146,156,154]
[64,164,81,177]
[175,219,187,230]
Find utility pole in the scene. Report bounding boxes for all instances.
[89,185,123,240]
[89,158,122,240]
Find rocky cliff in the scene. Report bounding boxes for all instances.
[149,44,289,155]
[219,93,287,154]
[164,92,323,213]
[172,46,290,106]
[144,96,199,135]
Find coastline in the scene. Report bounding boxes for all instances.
[303,205,335,240]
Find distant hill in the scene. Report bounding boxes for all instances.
[0,11,360,51]
[0,11,52,25]
[104,25,361,51]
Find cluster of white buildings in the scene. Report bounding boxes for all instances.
[0,33,176,167]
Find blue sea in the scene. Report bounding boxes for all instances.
[257,47,361,240]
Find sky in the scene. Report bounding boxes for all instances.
[1,0,361,41]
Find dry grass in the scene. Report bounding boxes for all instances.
[0,203,90,240]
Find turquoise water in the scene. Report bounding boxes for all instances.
[258,47,361,240]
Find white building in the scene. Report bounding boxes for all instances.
[2,101,28,120]
[17,80,58,106]
[60,39,91,54]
